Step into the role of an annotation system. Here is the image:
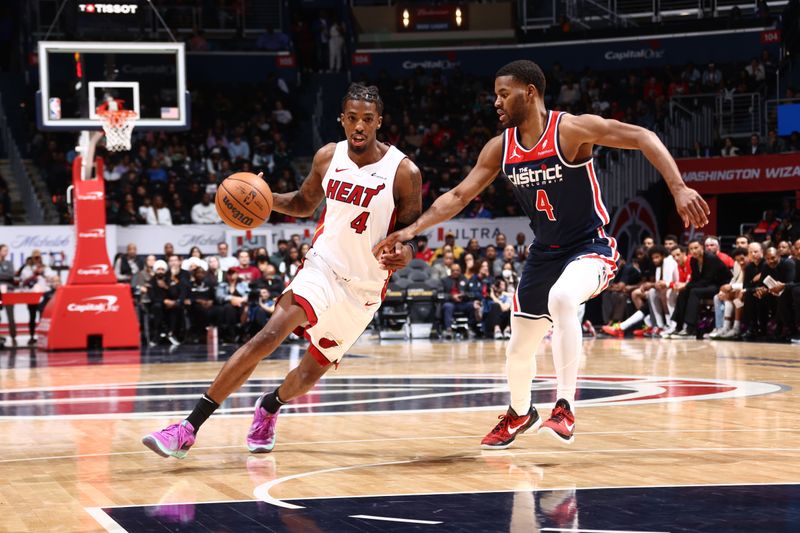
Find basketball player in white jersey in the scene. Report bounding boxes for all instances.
[143,84,422,458]
[376,60,708,448]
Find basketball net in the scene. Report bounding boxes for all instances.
[97,108,137,152]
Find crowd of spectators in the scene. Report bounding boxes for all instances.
[599,231,800,343]
[1,213,800,346]
[117,237,310,345]
[26,45,797,225]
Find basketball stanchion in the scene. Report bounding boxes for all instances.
[37,130,139,350]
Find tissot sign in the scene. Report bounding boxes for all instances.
[677,154,800,194]
[78,3,139,14]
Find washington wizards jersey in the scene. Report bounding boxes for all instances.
[501,110,612,247]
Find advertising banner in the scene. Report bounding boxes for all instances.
[187,52,297,83]
[351,29,777,76]
[0,225,117,274]
[677,154,800,195]
[1,218,534,269]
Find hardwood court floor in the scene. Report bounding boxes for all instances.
[0,337,798,532]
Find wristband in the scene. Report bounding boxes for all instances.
[403,239,418,255]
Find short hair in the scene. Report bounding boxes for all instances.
[342,83,384,114]
[732,247,748,258]
[495,60,546,97]
[673,245,687,253]
[736,234,750,243]
[663,234,678,243]
[704,236,720,246]
[688,239,703,247]
[648,245,668,258]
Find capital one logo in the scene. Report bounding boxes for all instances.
[76,264,109,276]
[77,191,104,201]
[78,3,139,14]
[78,228,105,239]
[66,295,120,314]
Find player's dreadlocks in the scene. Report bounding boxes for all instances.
[496,60,546,97]
[341,83,384,114]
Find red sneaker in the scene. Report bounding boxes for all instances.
[480,405,542,450]
[539,399,575,445]
[601,324,624,338]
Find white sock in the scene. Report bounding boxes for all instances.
[723,301,734,328]
[548,259,607,407]
[647,288,665,329]
[506,315,551,415]
[620,309,645,331]
[733,320,740,331]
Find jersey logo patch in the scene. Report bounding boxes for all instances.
[510,146,522,160]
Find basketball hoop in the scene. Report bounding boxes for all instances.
[97,109,137,152]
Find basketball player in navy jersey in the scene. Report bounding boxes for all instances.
[375,60,709,447]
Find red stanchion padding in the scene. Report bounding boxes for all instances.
[37,284,140,350]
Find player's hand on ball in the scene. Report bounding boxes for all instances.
[377,241,413,271]
[372,228,415,260]
[674,186,710,228]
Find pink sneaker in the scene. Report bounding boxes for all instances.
[247,394,279,453]
[142,420,196,459]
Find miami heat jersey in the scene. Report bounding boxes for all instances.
[501,110,611,247]
[312,141,405,291]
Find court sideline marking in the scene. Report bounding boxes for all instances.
[85,481,800,532]
[252,446,800,509]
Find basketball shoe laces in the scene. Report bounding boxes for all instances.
[491,412,517,434]
[162,422,192,447]
[250,409,277,437]
[550,405,570,425]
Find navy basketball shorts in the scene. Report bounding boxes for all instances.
[513,238,618,322]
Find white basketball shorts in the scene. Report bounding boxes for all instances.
[280,248,384,366]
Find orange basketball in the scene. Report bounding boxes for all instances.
[215,172,273,230]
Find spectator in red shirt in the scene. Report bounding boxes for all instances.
[422,122,452,150]
[415,235,435,263]
[642,75,664,100]
[230,249,261,284]
[705,237,734,269]
[753,210,780,239]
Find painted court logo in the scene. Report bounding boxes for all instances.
[0,375,783,419]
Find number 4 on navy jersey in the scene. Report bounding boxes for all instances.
[535,190,556,221]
